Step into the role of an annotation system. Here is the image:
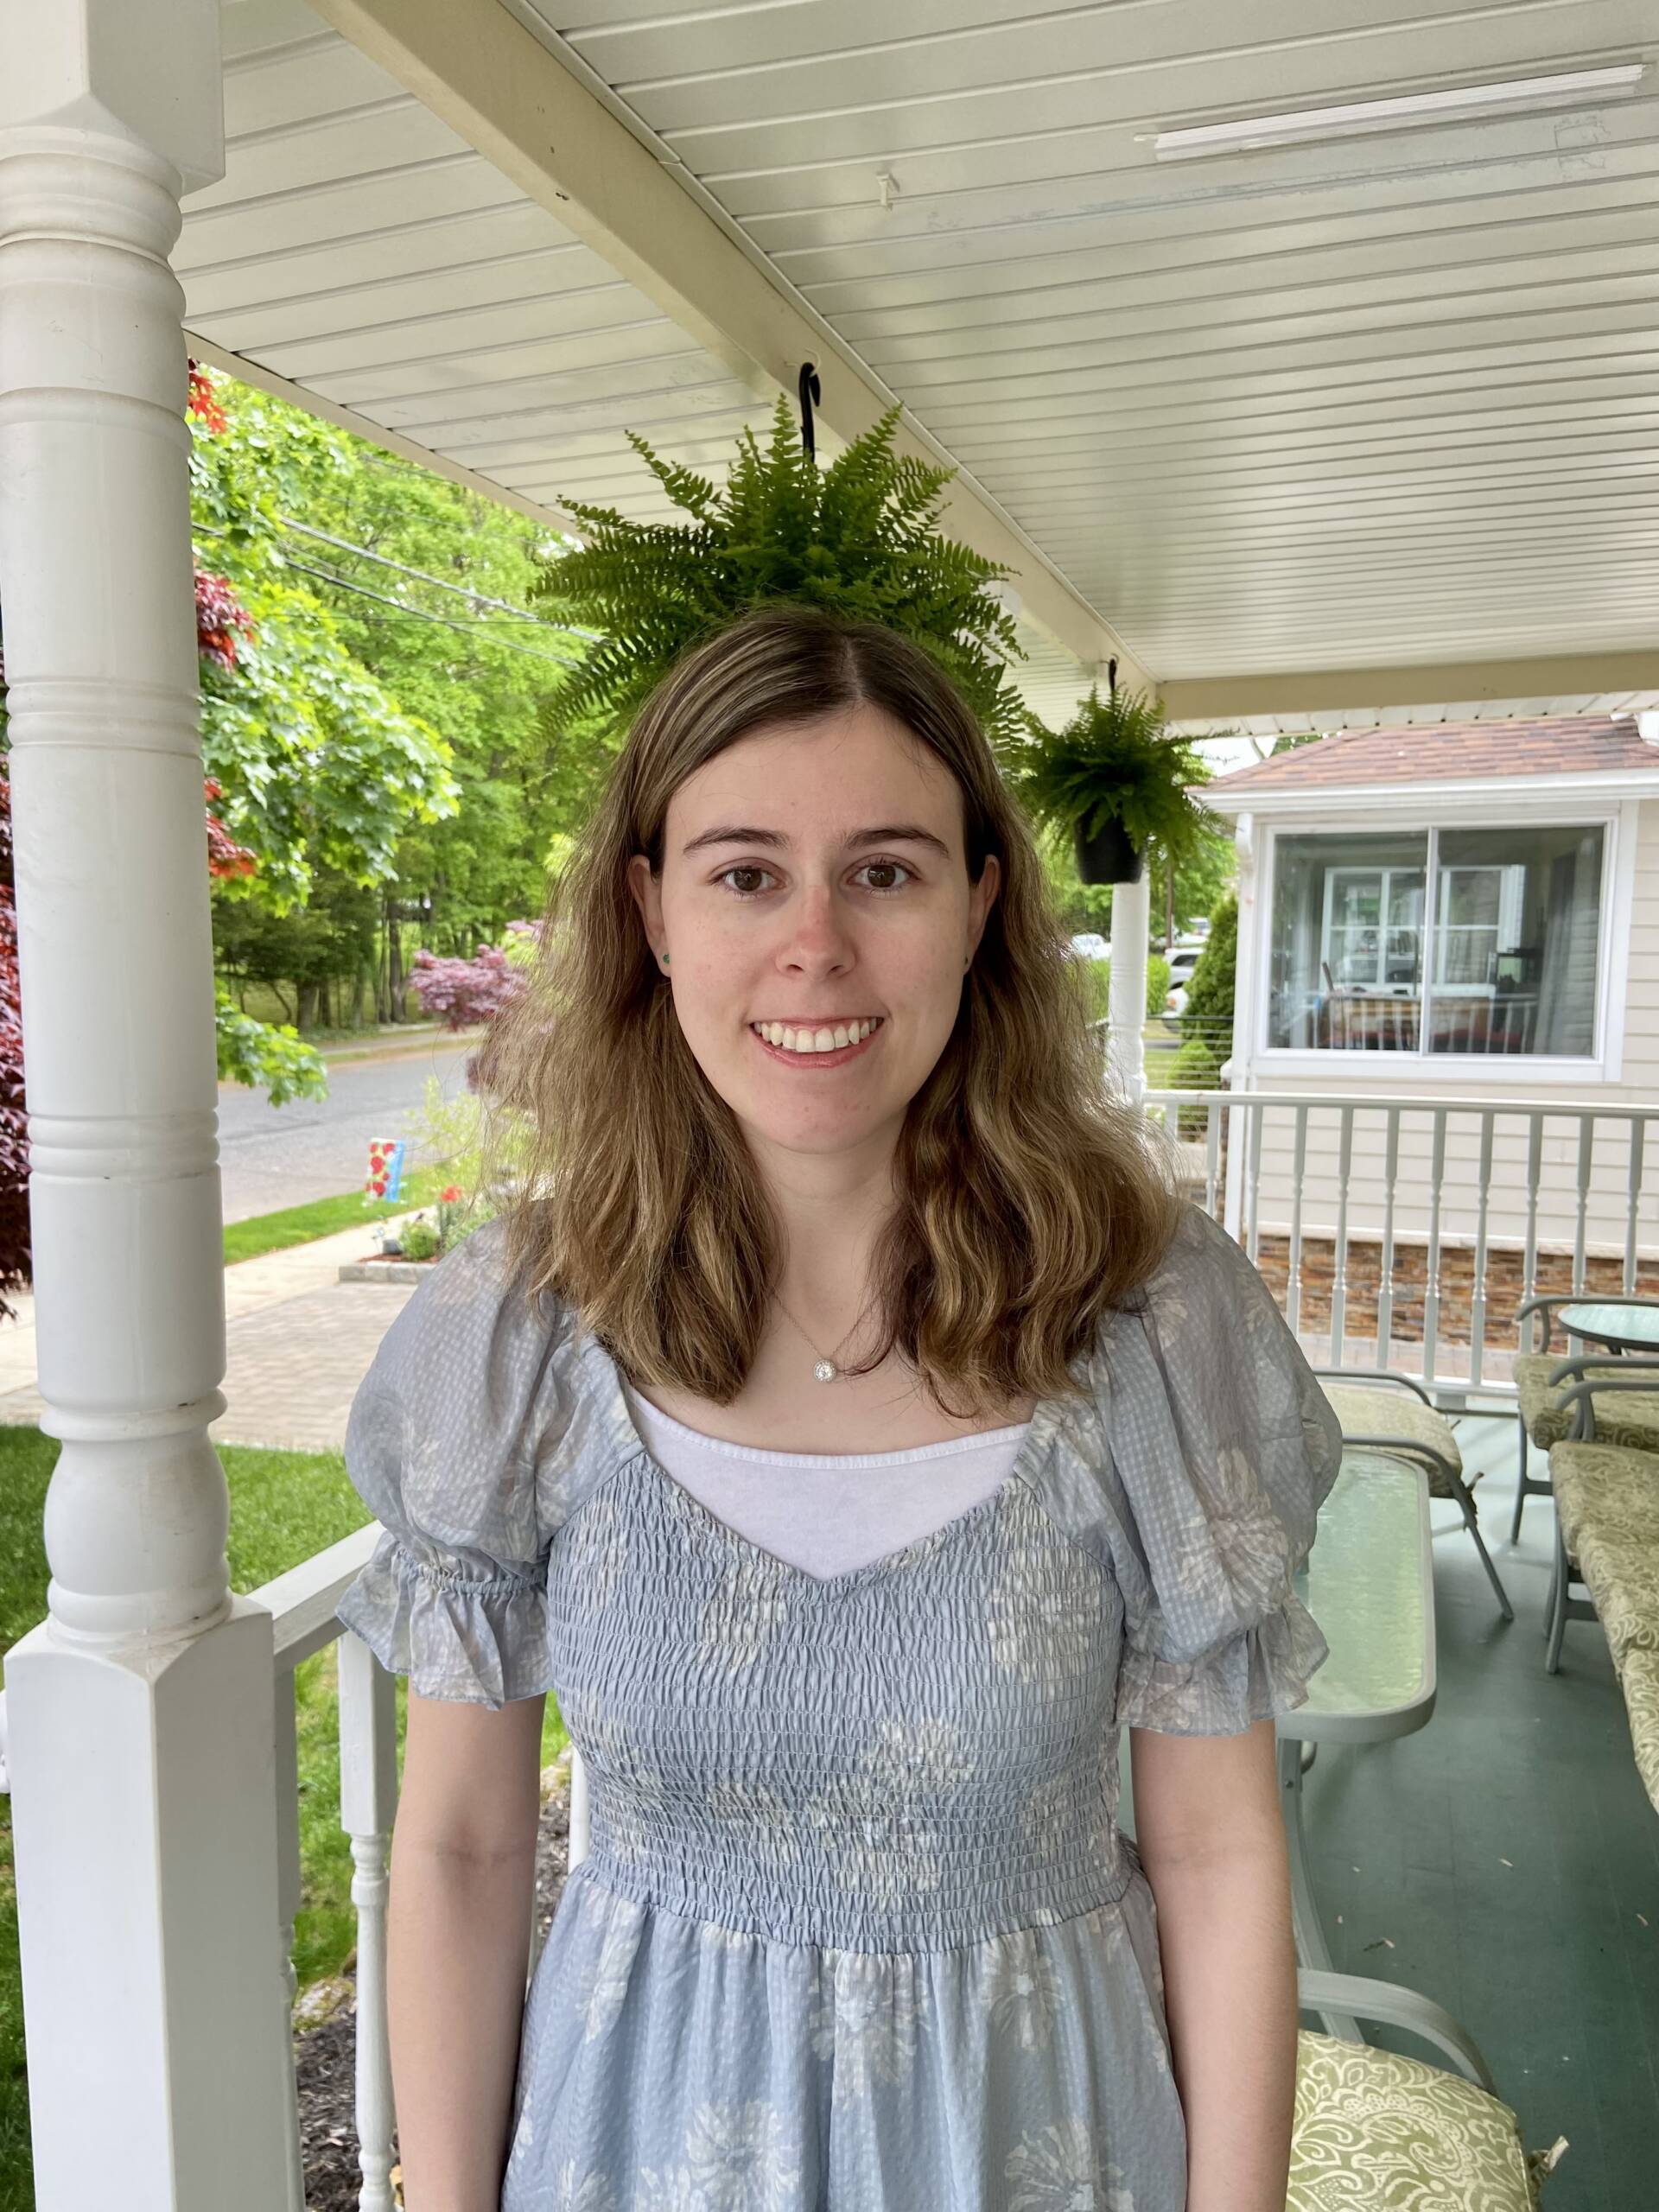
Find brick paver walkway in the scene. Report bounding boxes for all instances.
[0,1218,418,1452]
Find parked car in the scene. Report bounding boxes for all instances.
[1067,931,1111,962]
[1163,937,1207,1016]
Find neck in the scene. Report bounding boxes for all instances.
[759,1148,897,1338]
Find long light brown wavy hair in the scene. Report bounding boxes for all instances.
[485,604,1184,1419]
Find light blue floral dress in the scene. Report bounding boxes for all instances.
[336,1202,1342,2211]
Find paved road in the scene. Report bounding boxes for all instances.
[216,1037,477,1222]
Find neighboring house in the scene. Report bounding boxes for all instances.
[1197,716,1659,1319]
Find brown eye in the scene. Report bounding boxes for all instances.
[715,866,776,899]
[855,861,914,894]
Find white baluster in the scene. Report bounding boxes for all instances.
[338,1633,400,2212]
[1287,1106,1309,1339]
[1376,1108,1401,1367]
[1423,1112,1448,1387]
[1626,1118,1646,1294]
[1469,1112,1496,1389]
[1573,1116,1594,1294]
[1522,1113,1544,1350]
[274,1671,308,2212]
[1330,1106,1354,1366]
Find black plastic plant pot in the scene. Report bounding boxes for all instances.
[1074,815,1144,886]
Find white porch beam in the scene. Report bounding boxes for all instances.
[0,2,298,2204]
[307,0,1147,694]
[1159,648,1659,729]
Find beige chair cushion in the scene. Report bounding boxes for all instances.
[1516,1353,1659,1453]
[1548,1442,1659,1665]
[1291,2030,1541,2209]
[1319,1383,1465,1499]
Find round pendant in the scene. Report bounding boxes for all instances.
[814,1358,836,1382]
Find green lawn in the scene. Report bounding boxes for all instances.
[0,1424,568,2210]
[221,1169,447,1266]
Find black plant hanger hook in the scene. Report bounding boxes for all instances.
[798,360,822,462]
[1107,655,1118,698]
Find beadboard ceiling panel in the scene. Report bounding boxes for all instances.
[193,0,1659,728]
[533,0,1659,721]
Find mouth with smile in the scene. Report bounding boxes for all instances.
[749,1015,884,1067]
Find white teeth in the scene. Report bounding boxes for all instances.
[753,1018,880,1055]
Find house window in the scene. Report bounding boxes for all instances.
[1268,824,1605,1057]
[1427,827,1602,1056]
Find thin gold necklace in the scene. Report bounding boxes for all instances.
[772,1287,878,1382]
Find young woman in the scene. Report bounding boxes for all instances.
[336,605,1342,2212]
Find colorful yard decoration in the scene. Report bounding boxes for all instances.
[365,1138,406,1204]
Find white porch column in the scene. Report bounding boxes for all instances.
[1106,871,1150,1107]
[0,5,297,2206]
[1222,811,1256,1239]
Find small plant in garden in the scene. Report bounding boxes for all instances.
[435,1183,466,1250]
[397,1216,440,1262]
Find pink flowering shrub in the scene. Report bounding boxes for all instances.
[410,942,526,1030]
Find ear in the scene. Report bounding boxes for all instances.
[966,851,1001,958]
[626,852,665,961]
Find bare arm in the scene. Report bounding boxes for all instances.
[386,1689,549,2212]
[1130,1717,1299,2212]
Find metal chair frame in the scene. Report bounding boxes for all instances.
[1313,1367,1513,1621]
[1541,1361,1659,1675]
[1510,1293,1659,1541]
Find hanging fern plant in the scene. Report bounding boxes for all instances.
[530,394,1028,757]
[1009,681,1217,864]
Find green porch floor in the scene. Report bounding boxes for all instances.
[1296,1408,1658,2209]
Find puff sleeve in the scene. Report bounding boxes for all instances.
[334,1217,578,1708]
[1098,1204,1344,1735]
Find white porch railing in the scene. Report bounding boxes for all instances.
[1145,1088,1659,1399]
[124,1526,592,2212]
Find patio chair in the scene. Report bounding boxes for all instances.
[1509,1294,1659,1541]
[1293,1968,1563,2208]
[1312,1368,1512,1621]
[1542,1376,1659,1701]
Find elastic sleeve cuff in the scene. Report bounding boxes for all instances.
[1115,1589,1331,1737]
[334,1531,555,1710]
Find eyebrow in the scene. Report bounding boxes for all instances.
[681,823,953,861]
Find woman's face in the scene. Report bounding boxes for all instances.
[627,701,1001,1171]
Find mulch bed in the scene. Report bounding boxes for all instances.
[296,1754,575,2210]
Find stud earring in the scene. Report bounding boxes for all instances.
[661,952,671,966]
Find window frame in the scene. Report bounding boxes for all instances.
[1251,799,1635,1082]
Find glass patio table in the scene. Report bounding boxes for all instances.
[1281,1449,1438,2038]
[1558,1301,1659,1357]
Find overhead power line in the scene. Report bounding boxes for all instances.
[278,558,584,669]
[276,515,597,639]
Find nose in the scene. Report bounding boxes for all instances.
[776,881,855,974]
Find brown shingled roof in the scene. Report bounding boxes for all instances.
[1209,715,1659,796]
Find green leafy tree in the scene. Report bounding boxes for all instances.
[531,396,1028,788]
[189,369,461,912]
[257,410,584,954]
[1169,892,1238,1128]
[1181,892,1237,1039]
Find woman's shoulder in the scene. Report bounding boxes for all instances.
[347,1214,592,1504]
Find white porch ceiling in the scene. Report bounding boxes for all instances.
[192,0,1659,733]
